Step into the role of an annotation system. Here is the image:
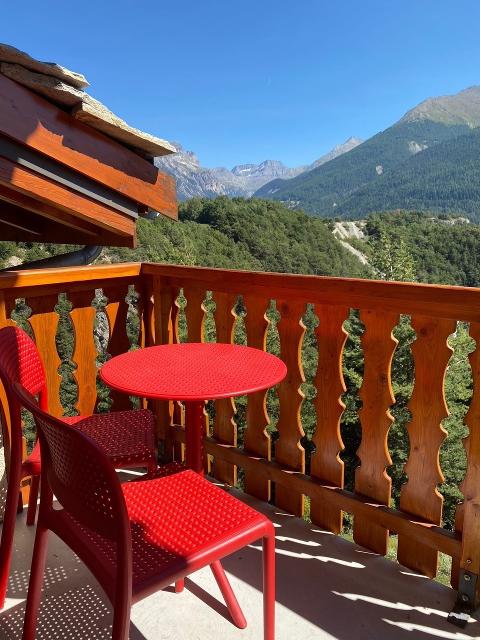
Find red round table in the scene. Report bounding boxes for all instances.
[100,343,287,473]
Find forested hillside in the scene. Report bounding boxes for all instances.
[360,211,480,285]
[0,198,369,278]
[255,120,472,215]
[335,129,480,220]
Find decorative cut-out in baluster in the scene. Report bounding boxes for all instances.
[398,315,455,578]
[275,299,306,516]
[103,286,132,411]
[353,309,398,554]
[27,295,63,418]
[243,295,271,501]
[310,305,349,534]
[212,292,238,485]
[69,291,98,417]
[453,322,480,585]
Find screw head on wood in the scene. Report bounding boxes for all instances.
[464,574,471,582]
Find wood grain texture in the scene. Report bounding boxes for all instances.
[0,156,136,241]
[310,305,349,534]
[398,316,455,577]
[143,262,480,323]
[170,424,461,560]
[69,291,98,416]
[274,299,306,516]
[0,194,133,246]
[454,322,480,582]
[0,264,141,291]
[103,286,132,411]
[152,277,178,446]
[27,295,63,418]
[243,295,271,501]
[212,292,238,485]
[353,310,398,554]
[0,74,177,216]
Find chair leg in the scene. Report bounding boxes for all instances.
[22,524,49,640]
[26,475,40,526]
[210,560,247,629]
[263,533,275,640]
[175,579,184,593]
[0,458,23,608]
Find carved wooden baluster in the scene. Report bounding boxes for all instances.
[104,286,131,411]
[28,295,63,418]
[398,316,455,577]
[213,292,238,485]
[149,277,178,450]
[452,322,480,590]
[353,310,398,554]
[310,305,349,533]
[275,299,306,516]
[181,286,207,466]
[69,291,98,416]
[243,295,271,501]
[183,286,206,343]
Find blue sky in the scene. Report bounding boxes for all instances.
[3,1,480,168]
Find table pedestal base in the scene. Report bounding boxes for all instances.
[185,401,205,475]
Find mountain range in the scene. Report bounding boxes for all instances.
[155,137,362,200]
[255,86,480,220]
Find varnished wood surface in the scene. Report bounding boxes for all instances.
[169,424,461,560]
[398,316,455,577]
[212,292,238,485]
[143,263,480,323]
[274,299,306,516]
[455,322,480,577]
[0,75,177,217]
[0,156,136,241]
[353,311,398,555]
[310,305,349,534]
[243,295,271,501]
[0,193,134,247]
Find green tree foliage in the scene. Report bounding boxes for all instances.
[336,128,480,221]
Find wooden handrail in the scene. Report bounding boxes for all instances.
[142,262,480,322]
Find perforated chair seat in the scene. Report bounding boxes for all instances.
[63,469,269,599]
[63,409,156,469]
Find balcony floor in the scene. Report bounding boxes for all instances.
[1,483,479,640]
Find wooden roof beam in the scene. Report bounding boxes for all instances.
[0,156,136,239]
[0,74,177,218]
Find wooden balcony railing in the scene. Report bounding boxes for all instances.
[0,262,479,607]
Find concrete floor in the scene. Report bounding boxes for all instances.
[0,484,479,640]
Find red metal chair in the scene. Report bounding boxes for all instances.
[0,325,158,609]
[15,383,275,640]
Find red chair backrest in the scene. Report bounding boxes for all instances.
[0,326,47,398]
[13,383,130,541]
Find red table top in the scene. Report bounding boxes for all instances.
[100,343,287,401]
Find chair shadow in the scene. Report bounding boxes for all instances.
[219,504,480,640]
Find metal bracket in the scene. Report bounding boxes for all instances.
[448,569,479,628]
